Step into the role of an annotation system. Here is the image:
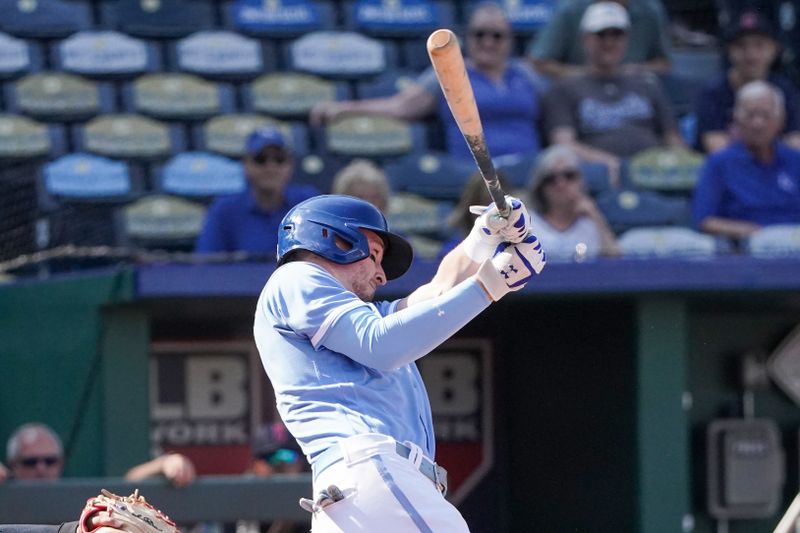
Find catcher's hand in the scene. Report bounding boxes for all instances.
[78,489,180,533]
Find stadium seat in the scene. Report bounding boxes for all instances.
[194,114,310,158]
[466,0,555,36]
[53,31,162,78]
[659,72,706,119]
[493,152,612,194]
[628,147,704,193]
[0,32,44,79]
[241,72,351,119]
[319,114,427,159]
[156,152,246,199]
[100,0,216,38]
[292,153,349,193]
[595,189,691,234]
[0,114,66,161]
[384,151,475,201]
[171,30,274,80]
[0,0,92,39]
[39,153,142,248]
[747,225,800,258]
[386,191,453,239]
[72,114,187,160]
[5,72,115,121]
[286,31,398,79]
[223,0,336,38]
[117,193,206,252]
[618,226,718,259]
[342,0,456,38]
[122,74,236,120]
[355,68,419,98]
[670,48,723,86]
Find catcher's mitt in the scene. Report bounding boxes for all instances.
[78,489,180,533]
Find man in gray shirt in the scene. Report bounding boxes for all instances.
[541,2,684,186]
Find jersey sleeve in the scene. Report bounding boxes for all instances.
[195,200,228,253]
[691,156,725,226]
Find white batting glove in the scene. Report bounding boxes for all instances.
[476,234,547,301]
[463,196,531,263]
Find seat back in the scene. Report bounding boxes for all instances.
[157,152,246,199]
[596,189,690,234]
[0,0,92,39]
[747,225,800,257]
[628,147,704,193]
[119,194,206,251]
[124,73,235,120]
[196,114,309,158]
[343,0,456,37]
[0,32,44,79]
[223,0,336,37]
[242,72,350,118]
[0,114,66,161]
[322,114,426,159]
[384,151,475,201]
[7,72,115,121]
[73,114,186,160]
[286,31,396,79]
[54,31,161,78]
[100,0,216,38]
[172,30,272,80]
[618,226,718,258]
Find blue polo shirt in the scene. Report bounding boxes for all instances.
[195,184,319,255]
[692,141,800,227]
[419,59,544,160]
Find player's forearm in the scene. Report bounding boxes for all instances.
[324,278,490,371]
[402,242,479,308]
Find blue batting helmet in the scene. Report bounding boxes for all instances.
[277,194,413,280]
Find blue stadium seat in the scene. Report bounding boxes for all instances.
[39,152,142,248]
[155,151,246,199]
[241,72,351,119]
[0,0,92,39]
[100,0,216,38]
[0,32,44,79]
[52,31,162,78]
[670,48,723,86]
[293,153,349,193]
[466,0,555,36]
[659,72,707,119]
[223,0,336,38]
[343,0,456,37]
[5,72,115,121]
[171,30,274,80]
[355,68,419,98]
[595,189,690,234]
[618,226,718,259]
[117,193,207,251]
[0,114,66,161]
[747,225,800,258]
[384,151,475,201]
[72,114,187,160]
[318,114,427,160]
[285,31,398,79]
[122,74,236,120]
[194,114,310,158]
[493,152,611,194]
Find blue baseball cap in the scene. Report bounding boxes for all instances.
[245,126,288,156]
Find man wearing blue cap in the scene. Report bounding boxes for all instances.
[195,126,320,255]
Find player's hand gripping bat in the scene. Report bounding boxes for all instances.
[427,28,509,218]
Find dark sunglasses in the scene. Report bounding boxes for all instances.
[252,152,291,165]
[19,455,60,468]
[541,169,580,186]
[469,29,509,41]
[595,28,626,39]
[262,448,300,466]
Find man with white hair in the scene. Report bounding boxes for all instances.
[692,80,800,240]
[5,423,64,480]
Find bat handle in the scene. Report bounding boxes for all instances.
[467,134,509,218]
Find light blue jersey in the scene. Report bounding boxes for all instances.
[254,261,491,466]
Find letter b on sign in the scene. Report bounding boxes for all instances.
[420,353,479,415]
[186,356,247,418]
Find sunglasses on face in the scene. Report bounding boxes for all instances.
[252,152,291,165]
[541,169,580,186]
[595,28,626,39]
[468,29,510,42]
[19,455,60,468]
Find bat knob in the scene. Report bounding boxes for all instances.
[427,29,455,52]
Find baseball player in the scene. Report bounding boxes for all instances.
[254,194,545,532]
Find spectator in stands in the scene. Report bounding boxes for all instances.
[692,81,800,241]
[541,1,684,186]
[528,0,671,79]
[695,9,800,153]
[310,2,546,161]
[195,126,319,255]
[528,145,619,261]
[233,422,307,533]
[1,422,196,486]
[331,159,390,213]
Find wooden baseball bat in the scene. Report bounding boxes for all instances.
[427,28,509,217]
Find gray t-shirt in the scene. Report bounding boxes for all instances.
[542,73,676,157]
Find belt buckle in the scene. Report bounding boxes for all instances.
[433,463,448,496]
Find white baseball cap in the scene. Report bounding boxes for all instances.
[580,2,630,33]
